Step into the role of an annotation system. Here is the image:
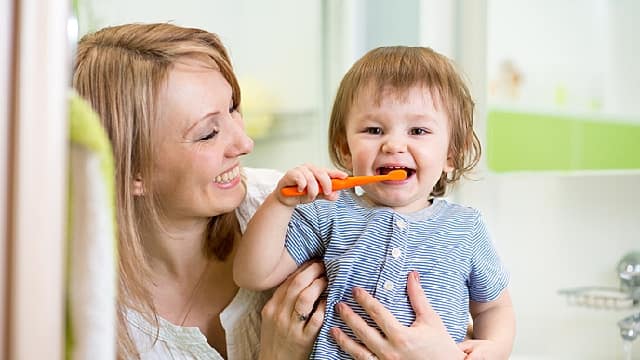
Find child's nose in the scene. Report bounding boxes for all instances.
[382,137,407,153]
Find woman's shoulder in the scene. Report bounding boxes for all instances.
[237,167,282,232]
[243,167,282,195]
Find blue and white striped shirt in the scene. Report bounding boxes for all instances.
[285,190,509,359]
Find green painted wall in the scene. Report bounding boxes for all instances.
[487,110,640,172]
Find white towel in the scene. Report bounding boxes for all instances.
[67,92,117,360]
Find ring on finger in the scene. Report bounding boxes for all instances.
[294,309,308,321]
[366,353,378,360]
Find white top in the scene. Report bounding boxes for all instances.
[126,168,282,359]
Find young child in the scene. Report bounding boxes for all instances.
[234,46,515,359]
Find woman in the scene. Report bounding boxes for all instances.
[73,22,466,360]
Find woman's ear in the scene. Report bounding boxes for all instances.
[132,176,145,196]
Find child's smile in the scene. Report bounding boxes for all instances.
[343,84,454,213]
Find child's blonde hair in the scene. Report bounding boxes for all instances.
[328,46,481,196]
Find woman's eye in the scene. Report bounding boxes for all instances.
[410,128,430,135]
[365,127,382,135]
[199,130,219,141]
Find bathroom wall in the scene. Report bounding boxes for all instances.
[83,0,327,171]
[459,1,640,358]
[457,173,640,359]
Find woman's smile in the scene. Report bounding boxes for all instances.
[213,165,242,188]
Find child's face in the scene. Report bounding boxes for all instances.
[343,85,454,213]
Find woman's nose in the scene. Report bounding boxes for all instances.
[227,116,254,157]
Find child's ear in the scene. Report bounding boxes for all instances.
[132,175,145,196]
[339,145,353,171]
[444,154,455,173]
[333,141,352,170]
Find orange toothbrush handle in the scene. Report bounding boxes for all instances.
[280,183,330,197]
[281,176,382,196]
[280,186,312,196]
[280,170,406,197]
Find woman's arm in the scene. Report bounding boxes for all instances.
[331,271,466,360]
[259,261,328,360]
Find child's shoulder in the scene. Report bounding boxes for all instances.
[434,198,482,222]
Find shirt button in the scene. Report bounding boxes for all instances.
[391,248,402,259]
[395,219,407,229]
[383,280,394,291]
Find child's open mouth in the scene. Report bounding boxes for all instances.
[377,166,415,178]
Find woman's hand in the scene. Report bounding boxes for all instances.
[259,260,327,360]
[331,271,466,360]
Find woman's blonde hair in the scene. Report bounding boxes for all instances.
[328,46,481,197]
[73,23,242,359]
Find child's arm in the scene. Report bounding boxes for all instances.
[459,289,515,360]
[233,165,346,290]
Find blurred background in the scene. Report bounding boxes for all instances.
[2,0,639,358]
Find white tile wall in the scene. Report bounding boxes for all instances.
[455,172,640,359]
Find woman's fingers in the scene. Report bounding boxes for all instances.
[265,261,323,320]
[406,270,439,327]
[329,327,376,360]
[294,275,328,319]
[283,261,325,321]
[260,260,327,359]
[335,300,385,353]
[351,286,401,337]
[284,261,324,299]
[406,271,450,336]
[304,299,326,337]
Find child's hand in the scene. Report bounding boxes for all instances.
[457,339,502,360]
[275,164,348,206]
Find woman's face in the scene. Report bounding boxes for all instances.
[151,57,254,224]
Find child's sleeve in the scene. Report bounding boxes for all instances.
[468,212,510,302]
[284,201,329,266]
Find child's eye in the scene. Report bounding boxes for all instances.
[410,128,430,135]
[199,130,219,141]
[365,127,382,135]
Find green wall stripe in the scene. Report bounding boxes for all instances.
[487,110,640,172]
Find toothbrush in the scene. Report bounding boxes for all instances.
[280,169,407,197]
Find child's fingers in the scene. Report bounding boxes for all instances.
[327,169,349,180]
[306,166,330,196]
[282,165,345,202]
[322,192,340,202]
[281,168,308,193]
[298,164,320,198]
